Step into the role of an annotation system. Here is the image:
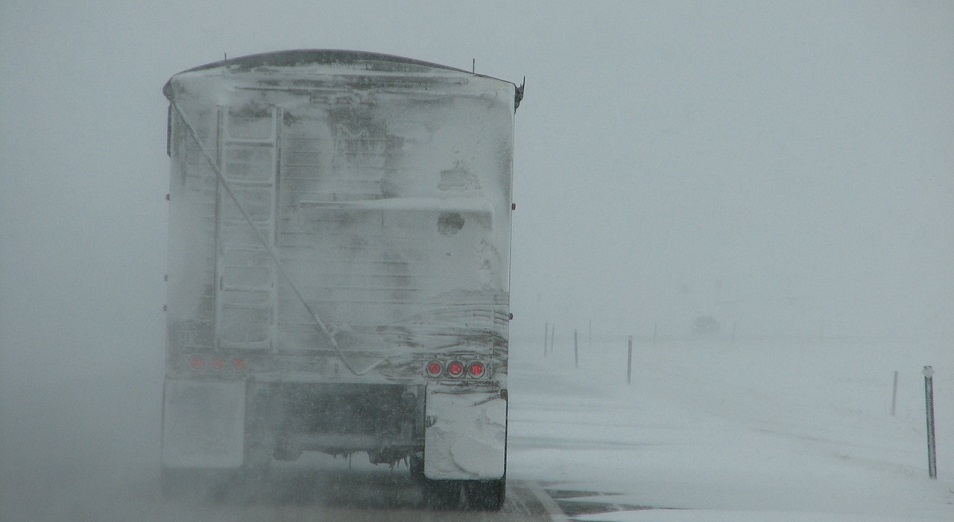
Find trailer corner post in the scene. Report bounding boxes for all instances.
[923,365,937,479]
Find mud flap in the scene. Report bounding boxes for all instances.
[161,380,246,468]
[424,387,506,480]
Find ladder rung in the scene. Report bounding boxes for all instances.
[225,138,276,146]
[222,179,275,188]
[221,302,272,309]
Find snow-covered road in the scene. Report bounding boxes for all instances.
[1,335,950,521]
[0,369,555,521]
[507,335,954,521]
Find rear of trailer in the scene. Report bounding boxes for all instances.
[160,50,520,509]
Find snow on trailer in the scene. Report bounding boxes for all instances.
[160,50,523,509]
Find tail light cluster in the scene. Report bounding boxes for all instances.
[188,355,247,372]
[425,359,488,380]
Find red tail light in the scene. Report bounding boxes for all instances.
[211,356,225,370]
[232,358,246,371]
[426,361,443,377]
[189,355,204,370]
[446,361,465,378]
[425,359,489,379]
[467,361,485,378]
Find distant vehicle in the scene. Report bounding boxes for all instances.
[692,316,721,335]
[160,50,523,510]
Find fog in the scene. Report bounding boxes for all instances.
[1,1,952,519]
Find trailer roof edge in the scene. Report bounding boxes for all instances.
[163,49,519,102]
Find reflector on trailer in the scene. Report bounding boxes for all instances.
[189,356,204,370]
[232,358,246,371]
[211,357,225,370]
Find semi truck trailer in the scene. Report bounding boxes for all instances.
[160,50,521,509]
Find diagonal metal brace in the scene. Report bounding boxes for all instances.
[170,100,384,376]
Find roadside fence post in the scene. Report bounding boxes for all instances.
[923,366,937,479]
[574,330,579,369]
[891,370,898,417]
[627,336,633,385]
[544,322,548,358]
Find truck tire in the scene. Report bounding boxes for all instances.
[409,455,425,484]
[465,478,506,511]
[422,479,462,509]
[161,467,208,499]
[160,467,179,498]
[161,467,233,501]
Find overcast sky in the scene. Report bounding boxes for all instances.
[2,1,953,383]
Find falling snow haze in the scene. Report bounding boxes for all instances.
[1,1,952,521]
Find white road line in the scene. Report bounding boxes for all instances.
[525,482,571,522]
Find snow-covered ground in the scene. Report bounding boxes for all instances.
[2,333,950,521]
[507,334,954,521]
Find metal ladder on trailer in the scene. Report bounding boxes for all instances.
[214,106,281,351]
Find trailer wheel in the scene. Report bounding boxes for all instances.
[161,467,219,500]
[161,467,202,499]
[409,455,425,484]
[160,467,178,498]
[422,479,462,509]
[464,478,506,511]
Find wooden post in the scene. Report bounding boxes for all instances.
[574,330,579,369]
[627,336,633,385]
[544,322,549,358]
[891,370,898,417]
[923,366,937,479]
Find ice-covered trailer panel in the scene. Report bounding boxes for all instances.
[161,50,520,509]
